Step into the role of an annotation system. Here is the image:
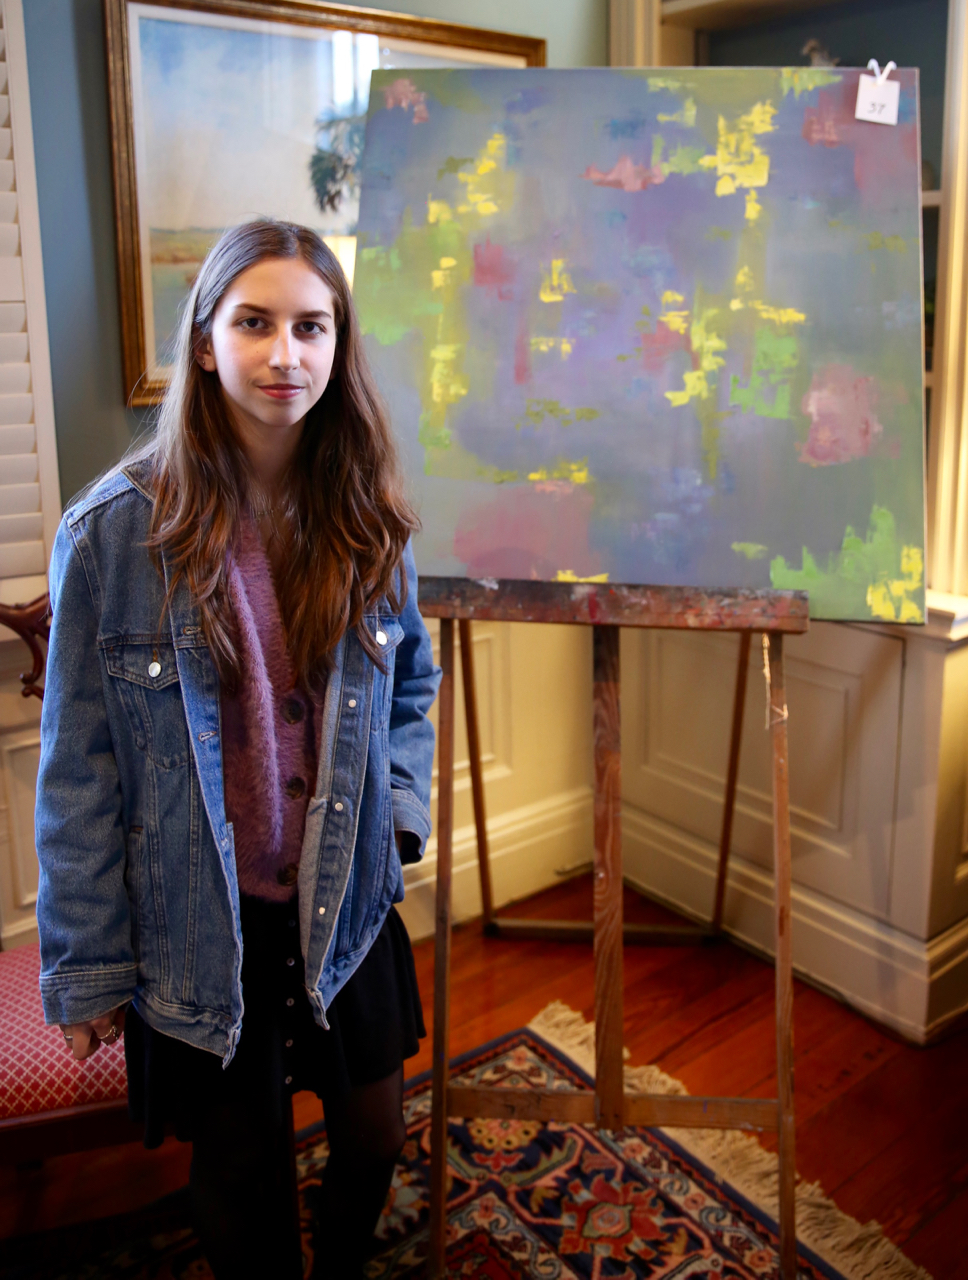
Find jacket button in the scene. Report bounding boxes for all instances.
[148,661,161,678]
[281,697,305,724]
[285,776,306,799]
[277,863,299,887]
[376,630,388,646]
[286,957,296,967]
[348,699,357,708]
[334,801,343,812]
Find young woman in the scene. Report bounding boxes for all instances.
[35,220,440,1278]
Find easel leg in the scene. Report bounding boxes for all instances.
[593,625,624,1129]
[460,618,494,930]
[429,619,456,1280]
[767,633,797,1278]
[712,630,751,932]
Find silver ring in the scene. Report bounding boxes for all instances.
[101,1025,121,1044]
[62,1032,73,1042]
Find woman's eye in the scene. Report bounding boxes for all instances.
[240,316,265,330]
[297,322,325,336]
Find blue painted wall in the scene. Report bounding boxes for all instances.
[23,1,606,505]
[339,0,607,68]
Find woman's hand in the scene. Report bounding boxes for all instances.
[59,1006,126,1060]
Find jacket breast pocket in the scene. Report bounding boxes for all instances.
[103,642,191,770]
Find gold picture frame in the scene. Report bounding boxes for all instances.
[104,0,545,405]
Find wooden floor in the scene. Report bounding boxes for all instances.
[3,875,966,1277]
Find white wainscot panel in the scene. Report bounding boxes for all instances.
[0,723,40,947]
[622,622,903,919]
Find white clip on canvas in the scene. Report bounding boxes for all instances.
[855,60,899,126]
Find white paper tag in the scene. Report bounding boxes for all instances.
[855,68,899,126]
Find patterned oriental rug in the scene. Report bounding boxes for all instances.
[3,1003,926,1280]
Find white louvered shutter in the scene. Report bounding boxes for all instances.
[0,0,60,611]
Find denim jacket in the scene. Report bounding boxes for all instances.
[35,463,440,1062]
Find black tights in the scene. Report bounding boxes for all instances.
[189,1066,406,1280]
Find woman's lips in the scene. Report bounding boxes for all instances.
[259,384,303,400]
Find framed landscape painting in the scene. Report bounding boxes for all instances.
[104,0,544,405]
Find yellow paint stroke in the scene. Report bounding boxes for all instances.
[659,289,690,334]
[540,259,578,303]
[556,569,610,583]
[867,546,924,623]
[735,266,754,293]
[745,189,763,222]
[427,199,453,223]
[732,542,768,560]
[431,256,457,289]
[699,101,776,198]
[665,303,727,407]
[781,67,842,98]
[660,310,690,334]
[428,343,468,407]
[865,232,907,252]
[658,97,697,127]
[531,336,574,358]
[456,132,512,217]
[529,457,591,484]
[750,300,806,325]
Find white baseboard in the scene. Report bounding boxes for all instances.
[1,914,38,950]
[623,805,968,1044]
[397,786,593,942]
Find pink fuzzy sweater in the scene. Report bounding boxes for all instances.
[221,517,320,902]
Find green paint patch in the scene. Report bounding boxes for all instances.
[647,77,684,93]
[730,325,799,419]
[516,399,600,429]
[437,155,473,180]
[780,67,842,98]
[770,506,924,621]
[865,231,907,252]
[705,227,732,241]
[663,145,707,176]
[732,542,768,560]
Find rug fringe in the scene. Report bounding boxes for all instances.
[528,1002,929,1280]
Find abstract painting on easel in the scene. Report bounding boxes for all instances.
[354,68,925,621]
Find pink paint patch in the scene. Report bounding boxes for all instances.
[382,78,429,123]
[453,485,601,580]
[802,101,841,147]
[514,321,531,385]
[798,364,884,466]
[474,237,515,299]
[582,156,664,193]
[801,82,918,205]
[641,325,689,371]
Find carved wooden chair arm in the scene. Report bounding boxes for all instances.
[0,593,51,701]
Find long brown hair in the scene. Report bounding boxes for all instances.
[131,219,417,690]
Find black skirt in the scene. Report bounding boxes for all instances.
[125,897,425,1148]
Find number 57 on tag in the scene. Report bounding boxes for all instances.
[855,69,900,126]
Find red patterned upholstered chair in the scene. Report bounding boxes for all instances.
[0,942,138,1161]
[0,596,140,1162]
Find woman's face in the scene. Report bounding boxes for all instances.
[197,255,338,442]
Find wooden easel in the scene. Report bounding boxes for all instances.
[419,579,808,1280]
